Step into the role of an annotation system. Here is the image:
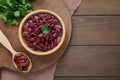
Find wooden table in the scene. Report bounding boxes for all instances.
[54,0,120,80]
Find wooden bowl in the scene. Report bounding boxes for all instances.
[19,10,66,56]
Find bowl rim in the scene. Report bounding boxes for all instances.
[19,10,66,56]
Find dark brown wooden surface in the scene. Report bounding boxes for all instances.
[55,46,120,76]
[71,16,120,45]
[74,0,120,15]
[54,0,120,80]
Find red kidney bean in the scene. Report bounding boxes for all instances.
[46,35,49,41]
[55,27,60,33]
[50,45,54,49]
[33,33,37,37]
[57,38,61,44]
[38,34,43,37]
[14,53,22,61]
[28,43,33,48]
[38,45,42,50]
[29,38,35,42]
[33,24,37,28]
[23,25,28,31]
[54,39,57,46]
[17,66,23,71]
[49,36,53,41]
[40,38,44,42]
[29,22,34,27]
[19,56,27,60]
[47,44,51,50]
[36,38,40,44]
[39,42,44,48]
[43,46,47,52]
[45,41,48,46]
[33,42,37,46]
[53,33,57,38]
[52,30,55,33]
[55,25,62,29]
[14,53,30,71]
[28,28,32,33]
[18,60,26,63]
[19,63,27,67]
[49,24,54,28]
[22,13,62,52]
[22,32,28,37]
[43,34,47,38]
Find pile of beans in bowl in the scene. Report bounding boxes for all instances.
[22,13,62,52]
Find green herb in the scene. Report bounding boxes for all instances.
[41,24,50,34]
[0,0,36,26]
[14,11,20,17]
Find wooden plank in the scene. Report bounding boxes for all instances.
[74,0,120,15]
[70,16,120,45]
[54,77,120,80]
[55,46,120,76]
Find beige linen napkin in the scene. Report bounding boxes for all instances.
[1,0,82,80]
[62,0,82,15]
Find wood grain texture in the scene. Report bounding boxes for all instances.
[56,0,120,78]
[55,46,120,76]
[54,77,120,80]
[74,0,120,15]
[0,0,71,72]
[70,16,120,45]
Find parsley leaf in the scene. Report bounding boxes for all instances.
[4,19,18,26]
[14,11,20,17]
[21,0,26,4]
[41,24,50,34]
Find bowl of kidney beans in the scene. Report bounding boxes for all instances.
[19,10,66,55]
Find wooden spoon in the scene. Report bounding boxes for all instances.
[0,30,32,72]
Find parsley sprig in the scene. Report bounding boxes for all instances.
[0,0,36,26]
[41,24,50,34]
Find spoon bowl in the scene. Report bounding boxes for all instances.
[12,52,32,72]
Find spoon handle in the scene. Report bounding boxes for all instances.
[0,30,16,54]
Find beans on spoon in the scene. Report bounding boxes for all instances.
[14,53,30,71]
